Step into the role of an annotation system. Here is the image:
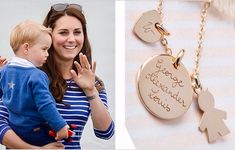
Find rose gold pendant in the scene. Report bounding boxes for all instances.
[137,50,193,119]
[198,89,230,143]
[134,10,162,43]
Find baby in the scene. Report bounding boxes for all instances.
[0,20,68,146]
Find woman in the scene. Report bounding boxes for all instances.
[0,3,114,149]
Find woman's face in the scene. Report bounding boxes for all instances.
[52,15,84,61]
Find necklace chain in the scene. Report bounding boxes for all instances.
[157,0,173,55]
[157,0,164,24]
[192,1,210,78]
[191,1,210,92]
[157,0,211,91]
[161,37,172,55]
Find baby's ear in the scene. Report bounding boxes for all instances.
[22,43,30,54]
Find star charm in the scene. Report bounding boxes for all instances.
[8,81,15,89]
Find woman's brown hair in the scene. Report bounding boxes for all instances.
[41,6,104,103]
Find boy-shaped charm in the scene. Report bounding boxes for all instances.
[198,89,230,143]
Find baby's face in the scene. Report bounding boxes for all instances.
[27,33,52,67]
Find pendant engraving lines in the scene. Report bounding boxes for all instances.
[143,22,156,35]
[145,59,187,111]
[137,55,193,119]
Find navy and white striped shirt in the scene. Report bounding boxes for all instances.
[0,80,114,149]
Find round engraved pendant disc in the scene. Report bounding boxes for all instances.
[137,54,193,119]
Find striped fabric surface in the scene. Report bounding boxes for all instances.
[125,0,235,150]
[56,80,114,149]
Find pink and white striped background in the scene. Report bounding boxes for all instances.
[125,0,235,149]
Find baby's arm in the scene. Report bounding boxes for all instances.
[31,71,68,138]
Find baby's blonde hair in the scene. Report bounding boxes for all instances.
[10,20,52,53]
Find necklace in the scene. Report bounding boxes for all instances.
[135,0,193,119]
[191,1,230,143]
[134,0,230,142]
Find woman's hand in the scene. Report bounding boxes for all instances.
[0,56,7,67]
[42,142,64,149]
[70,53,97,95]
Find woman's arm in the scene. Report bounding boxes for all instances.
[0,99,37,148]
[88,89,115,139]
[86,88,113,131]
[2,129,40,149]
[0,100,64,149]
[3,130,64,149]
[70,54,114,139]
